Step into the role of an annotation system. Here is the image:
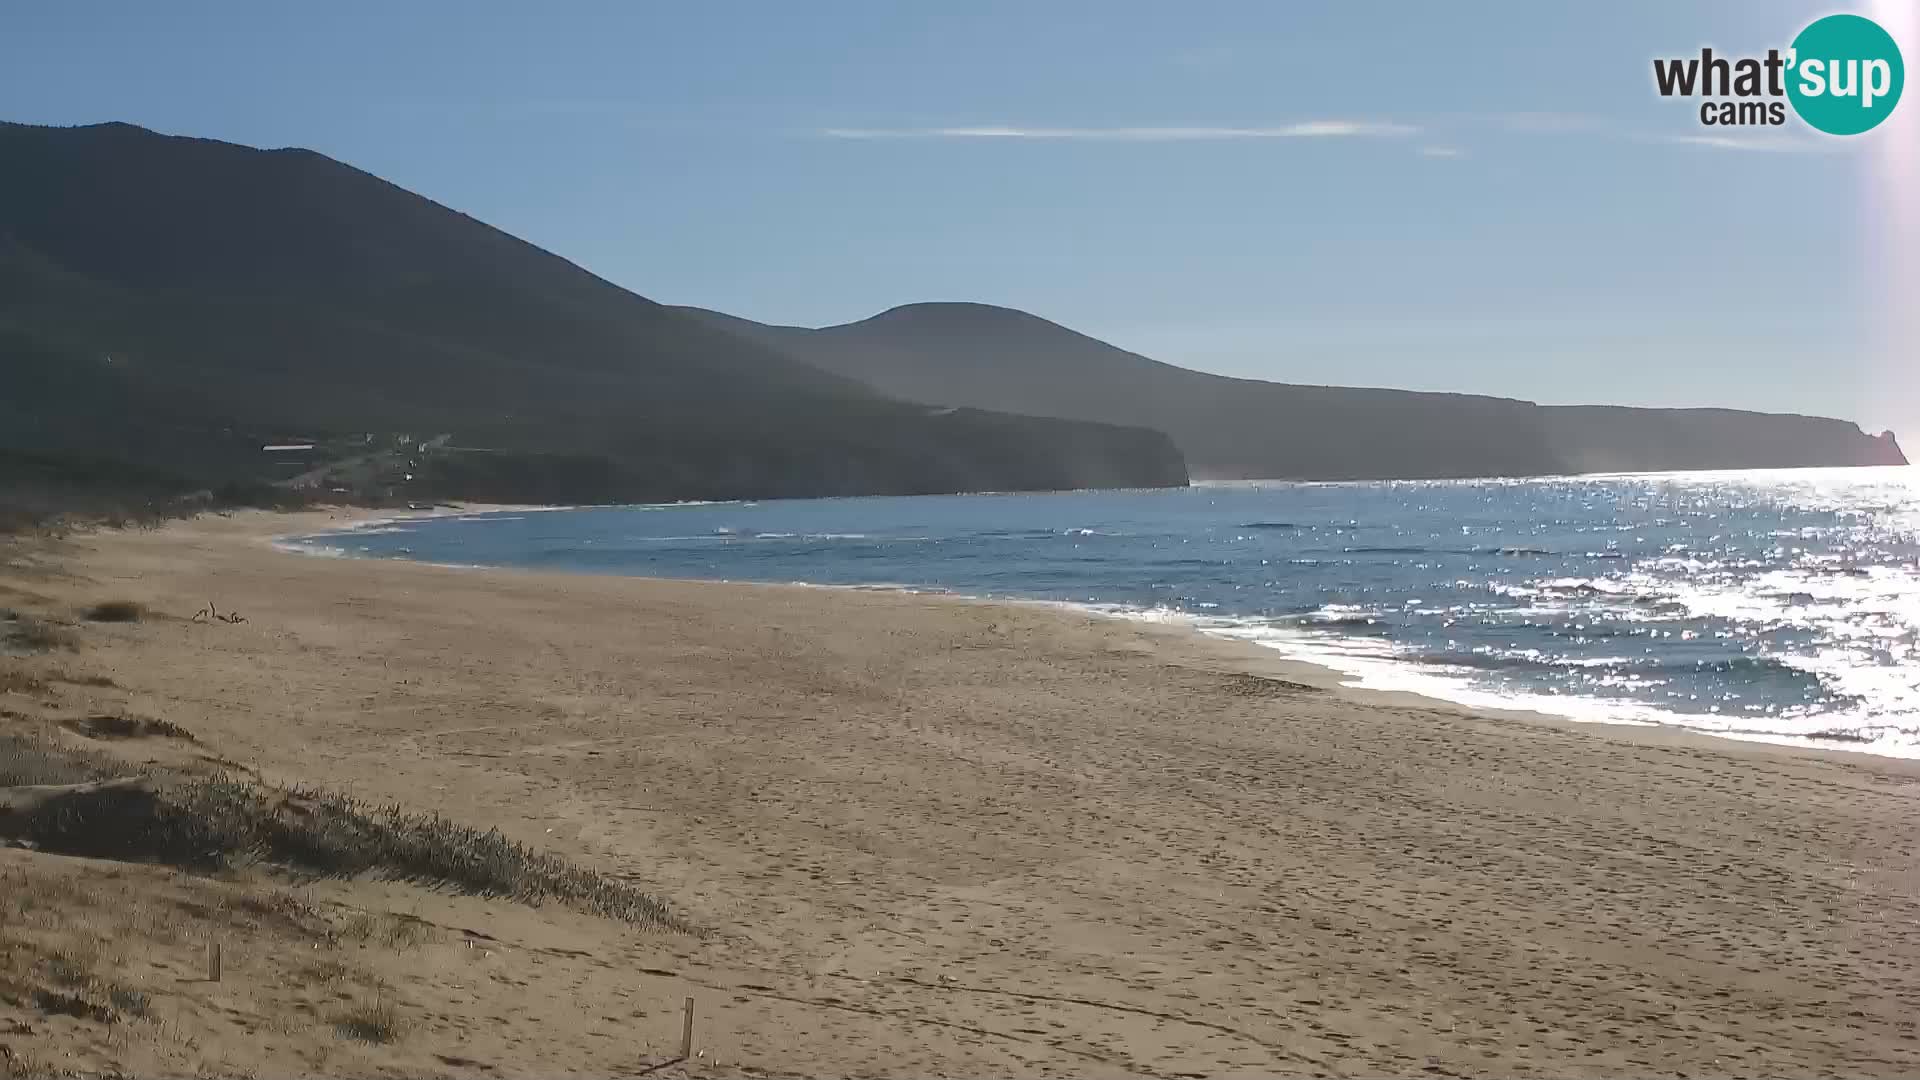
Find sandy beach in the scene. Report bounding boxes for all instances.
[4,508,1920,1078]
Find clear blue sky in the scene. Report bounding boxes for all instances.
[6,1,1916,436]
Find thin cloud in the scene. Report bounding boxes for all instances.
[821,117,1840,157]
[820,122,1417,141]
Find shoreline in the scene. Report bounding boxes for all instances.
[278,503,1920,765]
[8,506,1920,1076]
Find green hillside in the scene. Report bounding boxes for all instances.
[0,122,1187,503]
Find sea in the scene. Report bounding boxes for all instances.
[283,466,1920,758]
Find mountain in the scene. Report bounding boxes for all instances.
[679,303,1907,479]
[0,122,1187,502]
[6,121,1894,498]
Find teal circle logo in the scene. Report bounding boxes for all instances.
[1787,14,1904,135]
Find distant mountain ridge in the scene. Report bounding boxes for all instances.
[0,121,1186,502]
[679,302,1906,479]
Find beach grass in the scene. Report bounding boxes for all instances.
[0,734,688,929]
[335,995,407,1044]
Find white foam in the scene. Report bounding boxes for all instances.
[1069,601,1920,758]
[272,539,350,558]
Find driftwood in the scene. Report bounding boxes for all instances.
[0,776,154,843]
[191,600,246,624]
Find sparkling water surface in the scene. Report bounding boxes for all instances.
[287,467,1920,757]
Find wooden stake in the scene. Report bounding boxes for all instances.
[679,995,695,1059]
[208,941,222,983]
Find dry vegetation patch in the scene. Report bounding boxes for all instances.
[0,734,119,788]
[0,849,430,1077]
[0,669,50,697]
[334,994,407,1044]
[64,713,195,742]
[43,668,115,689]
[79,601,144,624]
[1,734,687,929]
[2,725,694,1076]
[0,615,78,655]
[0,663,117,700]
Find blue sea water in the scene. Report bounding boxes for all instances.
[286,467,1920,757]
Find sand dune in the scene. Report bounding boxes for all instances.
[3,509,1918,1077]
